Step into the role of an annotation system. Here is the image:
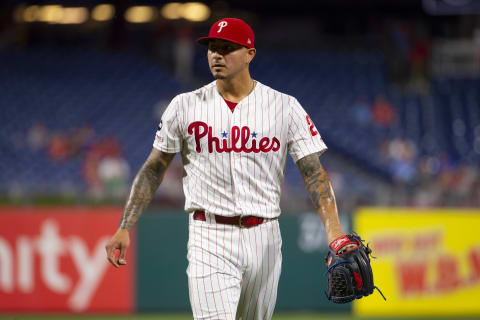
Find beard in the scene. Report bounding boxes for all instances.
[214,73,227,79]
[210,65,228,79]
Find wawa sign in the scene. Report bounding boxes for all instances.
[0,207,134,312]
[354,208,480,316]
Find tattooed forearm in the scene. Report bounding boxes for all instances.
[297,154,333,205]
[297,154,343,241]
[119,150,175,231]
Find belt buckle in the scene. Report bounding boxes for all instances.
[239,216,248,228]
[239,216,259,228]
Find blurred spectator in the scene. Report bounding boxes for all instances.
[47,133,71,161]
[83,138,129,199]
[98,156,130,200]
[84,150,103,197]
[27,121,49,151]
[156,157,184,206]
[446,164,478,206]
[412,179,443,207]
[351,95,371,127]
[45,124,95,161]
[371,94,396,128]
[408,23,431,94]
[70,124,95,155]
[471,180,480,207]
[387,137,417,184]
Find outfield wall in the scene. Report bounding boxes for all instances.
[136,211,351,312]
[0,207,350,313]
[353,208,480,316]
[0,207,134,313]
[3,207,479,315]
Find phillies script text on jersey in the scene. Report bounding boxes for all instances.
[188,121,280,153]
[153,80,327,217]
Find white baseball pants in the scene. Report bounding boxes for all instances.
[187,212,282,320]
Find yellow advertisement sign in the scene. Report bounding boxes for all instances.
[353,208,480,316]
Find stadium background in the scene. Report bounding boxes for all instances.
[0,0,480,319]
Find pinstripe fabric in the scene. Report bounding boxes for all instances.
[187,213,282,320]
[153,80,327,218]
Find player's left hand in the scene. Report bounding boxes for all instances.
[325,234,385,303]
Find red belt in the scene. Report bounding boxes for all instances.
[193,210,267,228]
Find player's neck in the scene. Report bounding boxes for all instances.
[216,71,255,103]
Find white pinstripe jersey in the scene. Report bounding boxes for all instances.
[153,80,327,218]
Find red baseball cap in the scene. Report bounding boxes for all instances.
[196,18,255,49]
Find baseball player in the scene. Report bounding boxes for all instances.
[106,18,347,319]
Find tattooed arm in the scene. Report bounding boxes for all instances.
[106,148,176,267]
[119,149,175,230]
[296,154,344,244]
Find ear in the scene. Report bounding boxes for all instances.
[246,48,256,64]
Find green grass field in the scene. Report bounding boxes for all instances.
[0,314,478,320]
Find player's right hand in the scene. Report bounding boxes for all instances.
[105,228,130,268]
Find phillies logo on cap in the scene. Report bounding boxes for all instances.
[196,18,255,49]
[217,21,228,33]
